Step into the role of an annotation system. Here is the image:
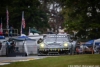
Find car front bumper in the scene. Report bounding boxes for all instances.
[38,48,70,55]
[38,48,69,51]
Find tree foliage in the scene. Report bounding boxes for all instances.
[0,0,50,34]
[60,0,100,39]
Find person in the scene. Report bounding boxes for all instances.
[0,42,2,50]
[71,44,73,55]
[10,31,12,37]
[97,44,100,54]
[76,47,80,54]
[5,30,8,36]
[79,47,83,54]
[6,40,11,55]
[90,46,94,54]
[10,41,16,53]
[9,26,13,37]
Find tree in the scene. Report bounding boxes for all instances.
[0,0,50,34]
[39,0,64,33]
[60,0,100,39]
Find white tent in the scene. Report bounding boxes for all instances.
[94,39,100,43]
[93,38,100,45]
[93,38,100,52]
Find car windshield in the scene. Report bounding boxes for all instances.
[44,35,69,43]
[56,37,69,42]
[44,37,56,43]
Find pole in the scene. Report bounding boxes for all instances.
[55,3,58,34]
[28,27,30,35]
[6,7,9,37]
[0,18,2,33]
[20,11,24,35]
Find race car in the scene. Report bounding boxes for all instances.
[37,34,76,55]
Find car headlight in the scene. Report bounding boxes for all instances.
[64,42,68,47]
[39,42,45,48]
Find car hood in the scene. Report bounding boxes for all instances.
[44,42,66,48]
[45,42,64,44]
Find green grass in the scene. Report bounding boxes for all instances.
[1,54,100,67]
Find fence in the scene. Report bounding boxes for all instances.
[2,29,19,37]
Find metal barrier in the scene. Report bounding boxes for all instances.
[2,29,19,37]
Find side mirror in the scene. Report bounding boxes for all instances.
[37,39,43,44]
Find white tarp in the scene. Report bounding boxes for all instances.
[25,40,37,55]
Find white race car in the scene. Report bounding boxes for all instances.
[37,34,76,55]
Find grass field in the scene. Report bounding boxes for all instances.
[0,54,100,67]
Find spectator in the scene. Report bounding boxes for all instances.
[9,26,14,37]
[76,47,80,54]
[79,48,83,54]
[10,41,16,53]
[6,40,11,55]
[97,44,100,54]
[5,30,8,36]
[0,42,2,50]
[90,46,94,54]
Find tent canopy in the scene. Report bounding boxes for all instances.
[93,39,100,46]
[30,28,41,34]
[84,40,94,46]
[0,36,5,39]
[85,40,94,44]
[84,38,100,46]
[11,36,36,41]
